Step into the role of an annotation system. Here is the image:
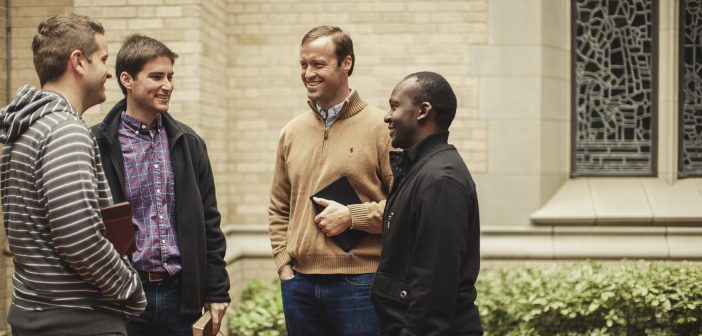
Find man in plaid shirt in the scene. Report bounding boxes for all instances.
[91,34,230,336]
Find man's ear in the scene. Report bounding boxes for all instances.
[341,55,352,73]
[417,102,432,122]
[69,50,85,76]
[120,72,133,91]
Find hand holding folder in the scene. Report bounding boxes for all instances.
[310,176,367,252]
[99,201,136,255]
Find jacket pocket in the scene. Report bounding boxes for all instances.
[372,272,412,305]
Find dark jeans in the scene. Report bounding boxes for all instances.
[281,272,380,336]
[12,331,122,336]
[127,275,200,336]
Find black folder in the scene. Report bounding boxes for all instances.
[310,176,367,252]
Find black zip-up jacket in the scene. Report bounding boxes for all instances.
[371,131,482,336]
[90,99,230,315]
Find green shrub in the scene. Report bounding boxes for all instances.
[477,261,702,336]
[228,261,702,335]
[228,279,287,336]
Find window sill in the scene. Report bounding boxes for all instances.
[530,178,702,226]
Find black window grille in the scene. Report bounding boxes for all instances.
[679,0,702,178]
[571,0,658,177]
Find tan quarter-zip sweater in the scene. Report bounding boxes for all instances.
[269,90,393,274]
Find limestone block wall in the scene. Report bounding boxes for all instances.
[226,0,489,225]
[8,1,71,95]
[1,0,494,326]
[470,0,570,228]
[75,0,232,221]
[0,2,6,333]
[1,0,491,230]
[1,1,234,332]
[4,0,235,226]
[1,0,6,103]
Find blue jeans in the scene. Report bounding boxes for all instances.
[127,276,200,336]
[13,332,122,336]
[281,272,380,336]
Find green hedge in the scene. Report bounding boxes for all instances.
[477,261,702,336]
[228,261,702,336]
[228,279,287,336]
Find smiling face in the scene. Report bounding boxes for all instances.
[82,33,112,110]
[385,78,422,149]
[299,36,351,109]
[121,56,174,117]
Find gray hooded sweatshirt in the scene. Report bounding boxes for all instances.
[0,85,145,335]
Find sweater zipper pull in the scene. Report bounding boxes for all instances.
[320,129,329,159]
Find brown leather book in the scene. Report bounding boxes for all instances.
[192,311,213,336]
[100,201,136,255]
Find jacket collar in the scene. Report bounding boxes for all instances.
[95,98,188,151]
[400,130,451,171]
[307,90,368,121]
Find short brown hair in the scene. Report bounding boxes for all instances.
[32,13,104,86]
[301,25,355,76]
[115,34,179,96]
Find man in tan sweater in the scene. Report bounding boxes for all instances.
[269,25,393,336]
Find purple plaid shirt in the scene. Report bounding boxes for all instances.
[118,112,181,275]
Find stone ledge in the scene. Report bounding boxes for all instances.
[224,224,702,262]
[482,226,702,260]
[223,224,272,264]
[530,178,702,226]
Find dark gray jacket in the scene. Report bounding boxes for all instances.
[371,131,482,336]
[91,99,230,315]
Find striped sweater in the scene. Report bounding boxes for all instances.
[0,86,146,323]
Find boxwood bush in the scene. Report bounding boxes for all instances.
[228,279,287,336]
[228,261,702,336]
[477,261,702,335]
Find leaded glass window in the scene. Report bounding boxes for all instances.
[679,0,702,178]
[571,0,658,176]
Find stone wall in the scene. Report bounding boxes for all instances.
[1,0,490,232]
[0,0,498,330]
[1,1,236,332]
[0,0,6,104]
[0,0,7,331]
[226,0,488,225]
[75,0,233,221]
[8,1,71,94]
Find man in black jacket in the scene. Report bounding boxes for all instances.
[372,72,482,335]
[91,34,230,336]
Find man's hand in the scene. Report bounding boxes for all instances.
[204,302,229,335]
[279,264,295,281]
[312,197,352,237]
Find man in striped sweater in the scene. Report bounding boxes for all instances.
[0,13,146,335]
